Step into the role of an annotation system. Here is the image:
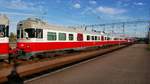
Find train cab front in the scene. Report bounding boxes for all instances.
[17,28,33,53]
[16,18,44,59]
[0,14,9,60]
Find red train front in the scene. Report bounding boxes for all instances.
[0,14,9,60]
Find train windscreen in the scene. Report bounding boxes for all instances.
[0,25,9,37]
[0,25,4,37]
[24,28,35,38]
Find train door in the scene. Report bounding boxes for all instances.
[77,33,83,47]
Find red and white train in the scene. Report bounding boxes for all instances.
[0,14,9,60]
[0,15,134,60]
[16,18,131,58]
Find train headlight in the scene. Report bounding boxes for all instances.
[20,44,24,47]
[26,45,30,48]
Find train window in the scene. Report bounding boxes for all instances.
[114,38,118,40]
[21,30,23,38]
[24,28,35,38]
[77,33,83,41]
[87,35,90,40]
[0,25,4,37]
[59,33,66,40]
[107,37,111,40]
[69,34,74,41]
[95,36,97,40]
[0,25,8,37]
[17,29,23,38]
[101,36,104,41]
[47,32,57,40]
[91,36,94,40]
[105,37,107,40]
[125,38,128,40]
[17,30,20,38]
[98,36,100,40]
[5,26,9,37]
[36,29,43,38]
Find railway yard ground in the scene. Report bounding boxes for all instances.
[0,44,130,84]
[25,44,150,84]
[0,44,150,84]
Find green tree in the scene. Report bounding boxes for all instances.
[9,32,16,43]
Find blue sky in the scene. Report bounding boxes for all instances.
[0,0,149,37]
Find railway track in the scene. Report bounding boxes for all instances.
[0,43,132,84]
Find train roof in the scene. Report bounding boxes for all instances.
[17,18,106,35]
[0,14,9,25]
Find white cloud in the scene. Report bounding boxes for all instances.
[107,15,133,21]
[0,0,46,12]
[0,0,48,16]
[96,6,127,15]
[81,7,92,15]
[0,11,34,16]
[73,3,81,9]
[5,0,34,10]
[134,2,144,6]
[116,1,129,7]
[89,0,97,5]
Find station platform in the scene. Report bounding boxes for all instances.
[26,44,150,84]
